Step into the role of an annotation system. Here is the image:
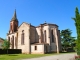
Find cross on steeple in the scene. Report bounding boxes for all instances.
[45,21,46,23]
[44,21,47,24]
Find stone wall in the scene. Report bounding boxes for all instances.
[18,23,30,54]
[7,32,17,49]
[30,26,36,43]
[36,27,40,43]
[31,44,44,54]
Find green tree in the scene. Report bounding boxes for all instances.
[69,37,76,48]
[72,7,80,55]
[2,39,10,54]
[60,29,76,52]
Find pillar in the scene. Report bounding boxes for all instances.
[55,28,59,54]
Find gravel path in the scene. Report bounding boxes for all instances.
[22,53,76,60]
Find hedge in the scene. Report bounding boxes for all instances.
[0,49,22,54]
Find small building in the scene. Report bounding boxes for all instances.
[0,38,4,49]
[7,10,62,54]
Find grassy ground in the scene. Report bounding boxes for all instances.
[0,52,76,60]
[0,53,56,60]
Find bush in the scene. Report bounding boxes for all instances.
[0,49,22,54]
[67,48,75,52]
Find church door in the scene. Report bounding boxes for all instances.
[45,46,48,53]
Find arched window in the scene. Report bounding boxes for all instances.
[51,30,54,42]
[21,30,24,45]
[44,30,46,43]
[12,35,14,49]
[8,37,10,43]
[15,37,17,46]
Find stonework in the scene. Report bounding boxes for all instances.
[7,10,62,54]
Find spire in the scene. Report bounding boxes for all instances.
[11,9,18,21]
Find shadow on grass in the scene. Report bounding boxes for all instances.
[8,54,18,56]
[46,52,57,54]
[61,51,76,53]
[45,51,75,54]
[0,54,18,56]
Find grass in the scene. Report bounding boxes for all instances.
[0,52,76,60]
[0,53,56,60]
[76,58,80,60]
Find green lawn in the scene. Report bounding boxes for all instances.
[0,52,76,60]
[0,53,56,60]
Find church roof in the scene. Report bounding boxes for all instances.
[11,9,18,22]
[0,37,4,42]
[36,22,58,28]
[18,22,35,29]
[18,22,30,29]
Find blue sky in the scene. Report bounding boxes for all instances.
[0,0,79,39]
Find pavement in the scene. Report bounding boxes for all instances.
[22,53,76,60]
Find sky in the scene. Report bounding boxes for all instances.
[0,0,79,39]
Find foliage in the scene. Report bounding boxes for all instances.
[1,39,10,54]
[72,7,80,55]
[60,29,76,51]
[2,39,10,49]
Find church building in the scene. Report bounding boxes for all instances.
[7,10,62,54]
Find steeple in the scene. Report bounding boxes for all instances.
[11,9,18,21]
[9,9,19,33]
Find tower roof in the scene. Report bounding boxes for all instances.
[11,9,18,21]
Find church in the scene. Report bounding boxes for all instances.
[7,10,62,54]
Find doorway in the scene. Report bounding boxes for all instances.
[45,46,48,53]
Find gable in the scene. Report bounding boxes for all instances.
[18,22,30,30]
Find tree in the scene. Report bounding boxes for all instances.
[2,39,10,54]
[60,29,76,52]
[72,7,80,55]
[69,37,76,48]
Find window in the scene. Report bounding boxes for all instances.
[51,30,54,42]
[8,37,10,43]
[15,37,17,46]
[12,35,14,49]
[21,30,24,45]
[35,46,37,50]
[44,30,46,43]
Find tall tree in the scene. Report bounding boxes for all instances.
[72,7,80,55]
[60,29,76,51]
[2,39,10,54]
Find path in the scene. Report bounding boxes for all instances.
[22,53,76,60]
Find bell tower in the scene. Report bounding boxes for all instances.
[9,9,18,33]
